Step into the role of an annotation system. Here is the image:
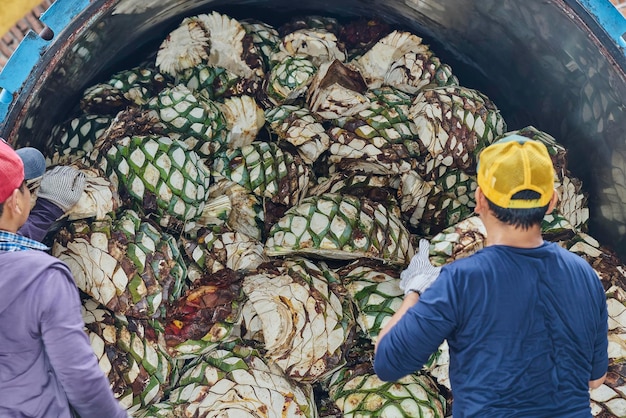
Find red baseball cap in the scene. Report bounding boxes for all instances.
[0,140,25,203]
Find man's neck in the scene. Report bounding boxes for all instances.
[483,220,544,248]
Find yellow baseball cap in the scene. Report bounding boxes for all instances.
[477,135,555,209]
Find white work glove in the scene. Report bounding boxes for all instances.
[37,166,86,212]
[399,239,442,296]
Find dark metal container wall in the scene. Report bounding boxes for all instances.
[1,0,626,256]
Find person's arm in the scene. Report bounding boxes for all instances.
[590,279,609,390]
[17,198,64,241]
[18,166,86,241]
[589,373,607,389]
[36,265,128,418]
[375,291,419,353]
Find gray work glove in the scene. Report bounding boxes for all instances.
[37,166,86,212]
[399,239,442,296]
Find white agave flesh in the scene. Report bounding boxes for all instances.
[353,30,428,89]
[241,266,347,383]
[198,12,263,80]
[168,352,315,417]
[218,96,264,149]
[156,16,211,76]
[272,28,346,67]
[307,60,371,119]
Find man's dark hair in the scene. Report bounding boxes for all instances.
[486,190,550,229]
[0,182,26,217]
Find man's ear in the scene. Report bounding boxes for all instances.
[474,187,487,215]
[7,188,23,216]
[547,189,558,213]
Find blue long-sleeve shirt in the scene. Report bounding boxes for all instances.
[375,242,608,417]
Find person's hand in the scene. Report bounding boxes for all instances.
[399,238,441,296]
[37,166,86,212]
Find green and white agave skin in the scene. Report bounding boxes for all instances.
[399,170,474,234]
[328,365,447,418]
[176,64,244,102]
[91,135,211,229]
[82,297,175,412]
[326,86,421,176]
[241,258,355,383]
[181,226,268,277]
[48,114,113,166]
[147,85,228,157]
[337,259,403,344]
[266,193,413,264]
[266,56,318,104]
[160,344,318,417]
[265,104,330,164]
[156,12,264,81]
[409,86,506,181]
[80,66,166,115]
[52,209,187,318]
[212,141,312,207]
[241,19,281,71]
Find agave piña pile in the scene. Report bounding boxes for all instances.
[35,9,626,418]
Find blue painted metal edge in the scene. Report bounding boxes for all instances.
[0,0,91,124]
[577,0,626,50]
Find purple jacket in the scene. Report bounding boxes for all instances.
[0,202,127,417]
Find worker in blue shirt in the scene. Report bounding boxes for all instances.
[374,135,608,417]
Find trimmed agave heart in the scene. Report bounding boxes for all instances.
[409,85,507,180]
[162,269,243,358]
[266,56,318,104]
[336,258,403,344]
[48,114,113,166]
[175,64,251,102]
[159,343,317,417]
[352,30,429,89]
[90,134,211,230]
[181,226,268,277]
[241,19,281,71]
[265,193,413,265]
[428,216,487,267]
[327,363,447,418]
[217,95,265,149]
[156,12,264,81]
[80,66,167,115]
[82,297,176,412]
[271,28,346,68]
[211,141,312,207]
[197,179,265,241]
[265,104,330,164]
[326,86,423,175]
[52,209,187,318]
[240,258,355,383]
[308,172,400,201]
[147,85,228,157]
[399,170,473,235]
[63,163,122,221]
[306,59,371,120]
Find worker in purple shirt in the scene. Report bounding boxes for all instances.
[0,141,128,417]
